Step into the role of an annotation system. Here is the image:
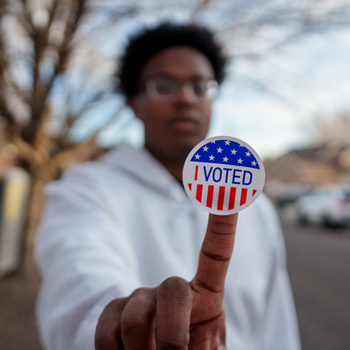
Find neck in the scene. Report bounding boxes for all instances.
[161,159,185,182]
[146,147,186,182]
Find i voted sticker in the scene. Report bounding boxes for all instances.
[183,136,265,215]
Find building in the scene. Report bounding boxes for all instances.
[264,141,350,205]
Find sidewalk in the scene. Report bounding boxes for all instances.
[0,266,43,350]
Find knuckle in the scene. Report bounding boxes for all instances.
[107,298,123,310]
[201,248,231,262]
[120,290,156,336]
[158,277,192,302]
[128,288,156,311]
[130,286,151,298]
[192,278,222,294]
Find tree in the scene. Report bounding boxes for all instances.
[0,0,138,264]
[0,0,349,268]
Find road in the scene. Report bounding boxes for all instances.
[280,208,350,350]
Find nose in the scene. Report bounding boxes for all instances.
[175,82,197,104]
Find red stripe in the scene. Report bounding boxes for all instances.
[229,187,236,210]
[188,183,192,191]
[195,165,198,181]
[206,185,214,208]
[240,188,247,206]
[218,186,225,210]
[252,189,257,196]
[196,184,203,203]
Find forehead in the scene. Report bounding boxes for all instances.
[139,46,215,81]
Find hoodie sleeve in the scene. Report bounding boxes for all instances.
[35,164,140,350]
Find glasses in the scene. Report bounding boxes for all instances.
[140,75,218,100]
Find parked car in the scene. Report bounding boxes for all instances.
[296,184,350,227]
[323,185,350,227]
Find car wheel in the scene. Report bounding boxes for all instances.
[322,215,340,229]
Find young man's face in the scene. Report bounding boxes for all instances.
[129,46,216,163]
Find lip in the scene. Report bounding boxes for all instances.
[170,116,200,132]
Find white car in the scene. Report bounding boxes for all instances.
[322,185,350,227]
[296,185,350,227]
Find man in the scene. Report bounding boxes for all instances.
[36,22,301,349]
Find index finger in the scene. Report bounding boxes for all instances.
[191,213,238,314]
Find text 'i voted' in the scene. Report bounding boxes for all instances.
[183,136,265,215]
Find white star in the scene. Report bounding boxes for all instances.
[203,146,209,152]
[209,155,215,161]
[223,156,229,162]
[231,149,237,155]
[211,141,216,144]
[245,151,251,157]
[217,147,223,153]
[237,158,243,164]
[239,144,244,147]
[251,161,257,166]
[225,140,231,145]
[195,154,201,159]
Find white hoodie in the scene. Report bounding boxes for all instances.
[36,143,301,350]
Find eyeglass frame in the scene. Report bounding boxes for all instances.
[137,74,219,101]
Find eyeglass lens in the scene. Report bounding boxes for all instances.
[146,76,217,99]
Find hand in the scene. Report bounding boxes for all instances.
[95,213,238,349]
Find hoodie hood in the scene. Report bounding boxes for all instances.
[102,143,186,201]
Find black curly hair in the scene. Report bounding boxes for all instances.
[117,22,227,98]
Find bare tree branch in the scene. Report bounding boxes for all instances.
[44,0,60,48]
[0,95,18,130]
[190,0,213,21]
[51,103,126,170]
[27,0,86,147]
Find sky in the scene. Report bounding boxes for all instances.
[69,2,350,160]
[208,28,350,158]
[96,26,350,160]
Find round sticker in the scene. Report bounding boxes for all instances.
[183,136,265,215]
